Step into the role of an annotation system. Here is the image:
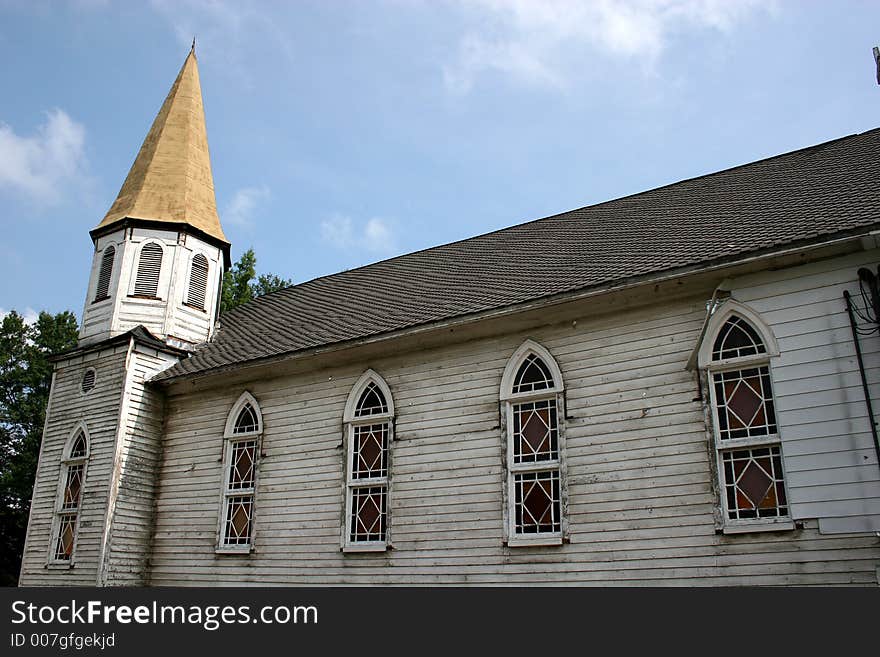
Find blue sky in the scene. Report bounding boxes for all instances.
[2,0,880,323]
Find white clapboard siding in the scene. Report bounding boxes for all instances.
[100,347,178,585]
[728,249,880,534]
[147,261,880,586]
[80,227,221,348]
[19,347,129,585]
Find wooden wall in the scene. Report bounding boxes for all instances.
[19,345,129,585]
[729,250,880,534]
[148,250,880,585]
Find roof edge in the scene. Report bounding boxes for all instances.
[153,223,880,384]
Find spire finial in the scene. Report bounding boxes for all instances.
[191,36,196,54]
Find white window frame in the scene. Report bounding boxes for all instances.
[216,391,262,554]
[698,301,794,534]
[341,369,394,553]
[48,422,90,565]
[500,340,568,547]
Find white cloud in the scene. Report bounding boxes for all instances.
[0,109,88,203]
[223,185,270,226]
[321,215,397,254]
[445,0,771,93]
[0,307,39,325]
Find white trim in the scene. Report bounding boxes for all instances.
[343,369,395,422]
[500,339,565,401]
[223,391,263,437]
[696,299,780,369]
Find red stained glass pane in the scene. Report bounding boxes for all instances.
[349,486,386,542]
[353,424,387,479]
[63,465,83,510]
[223,496,253,545]
[514,470,561,534]
[54,516,76,560]
[513,399,558,464]
[721,446,788,520]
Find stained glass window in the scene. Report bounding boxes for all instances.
[223,496,254,545]
[69,431,87,459]
[712,315,767,361]
[352,424,388,479]
[713,366,778,441]
[707,313,790,528]
[721,446,788,520]
[345,374,393,548]
[512,399,559,464]
[349,486,387,542]
[52,428,88,562]
[504,344,565,543]
[355,383,388,417]
[514,470,561,534]
[221,394,262,550]
[233,403,259,434]
[512,354,555,394]
[54,516,77,561]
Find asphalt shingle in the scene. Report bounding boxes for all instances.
[155,128,880,381]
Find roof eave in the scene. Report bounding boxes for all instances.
[153,224,880,386]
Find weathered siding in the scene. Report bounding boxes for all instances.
[728,250,880,533]
[149,266,880,585]
[79,228,221,348]
[101,347,177,585]
[19,346,129,585]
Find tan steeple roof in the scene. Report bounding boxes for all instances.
[94,48,228,244]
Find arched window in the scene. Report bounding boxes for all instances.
[133,242,163,298]
[500,340,567,546]
[186,253,209,310]
[218,392,262,551]
[94,245,115,302]
[699,303,791,532]
[51,425,89,562]
[342,371,394,551]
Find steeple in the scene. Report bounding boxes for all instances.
[79,49,228,349]
[93,48,228,246]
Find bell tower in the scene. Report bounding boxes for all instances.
[18,48,229,586]
[79,45,229,350]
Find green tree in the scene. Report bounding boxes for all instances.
[220,248,292,313]
[0,310,78,586]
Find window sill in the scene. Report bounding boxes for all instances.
[721,519,796,535]
[127,295,162,301]
[46,561,74,569]
[91,296,110,305]
[215,547,252,555]
[506,535,563,547]
[183,303,207,313]
[342,543,388,553]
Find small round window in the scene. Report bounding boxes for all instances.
[81,369,96,393]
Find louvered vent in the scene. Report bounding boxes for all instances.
[94,246,115,301]
[186,253,209,310]
[81,369,96,393]
[134,243,163,297]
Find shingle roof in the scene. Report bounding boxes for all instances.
[155,127,880,382]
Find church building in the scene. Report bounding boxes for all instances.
[18,49,880,585]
